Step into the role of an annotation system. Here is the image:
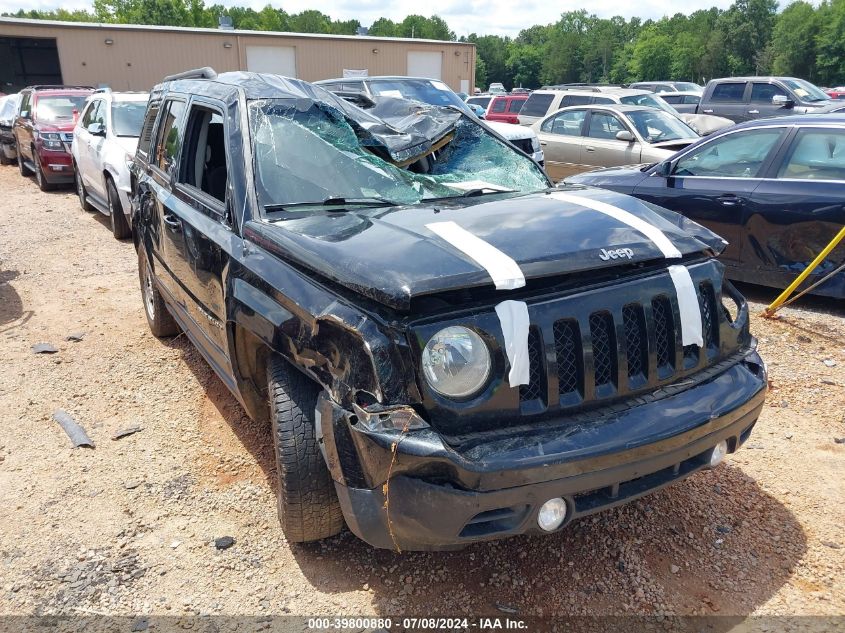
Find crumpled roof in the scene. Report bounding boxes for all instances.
[214,72,461,163]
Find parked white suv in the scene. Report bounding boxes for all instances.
[72,89,149,239]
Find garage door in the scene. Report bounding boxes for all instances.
[245,46,297,78]
[407,51,442,80]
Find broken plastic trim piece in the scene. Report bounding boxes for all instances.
[52,410,95,448]
[351,403,430,432]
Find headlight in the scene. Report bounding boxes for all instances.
[39,132,62,150]
[422,326,491,398]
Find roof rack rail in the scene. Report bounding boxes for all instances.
[93,87,112,94]
[163,67,218,82]
[25,85,95,91]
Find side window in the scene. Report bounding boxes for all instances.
[587,112,626,140]
[153,99,186,173]
[711,83,747,103]
[654,86,672,93]
[750,83,788,103]
[561,95,590,107]
[342,82,364,92]
[592,96,614,104]
[674,129,784,177]
[137,102,161,159]
[19,92,31,117]
[490,98,507,113]
[778,129,845,180]
[661,95,682,104]
[92,100,106,128]
[520,93,555,117]
[179,104,229,207]
[541,109,587,136]
[80,100,99,128]
[683,95,701,105]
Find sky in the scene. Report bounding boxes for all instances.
[2,0,740,37]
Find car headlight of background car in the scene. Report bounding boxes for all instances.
[37,132,62,150]
[421,326,491,398]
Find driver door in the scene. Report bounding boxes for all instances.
[632,127,788,267]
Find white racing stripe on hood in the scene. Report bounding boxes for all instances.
[426,221,525,290]
[549,191,682,259]
[549,191,703,348]
[426,220,531,387]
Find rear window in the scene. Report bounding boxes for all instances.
[711,83,746,102]
[520,93,555,117]
[507,99,525,113]
[490,98,507,113]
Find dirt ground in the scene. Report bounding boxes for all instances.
[0,164,843,624]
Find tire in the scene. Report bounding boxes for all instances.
[107,177,131,239]
[267,356,344,543]
[74,163,94,212]
[0,150,11,166]
[17,147,32,177]
[137,246,178,338]
[32,149,54,192]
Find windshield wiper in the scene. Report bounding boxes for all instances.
[423,187,514,202]
[265,196,398,212]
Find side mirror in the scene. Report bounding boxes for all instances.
[772,94,794,108]
[656,160,673,177]
[616,130,634,142]
[88,122,106,136]
[20,110,29,119]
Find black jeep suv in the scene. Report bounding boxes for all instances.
[131,68,767,550]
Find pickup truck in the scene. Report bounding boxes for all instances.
[695,76,834,123]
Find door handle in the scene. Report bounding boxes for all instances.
[702,109,714,113]
[748,109,760,114]
[584,146,596,152]
[716,194,741,206]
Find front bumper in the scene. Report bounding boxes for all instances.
[318,348,767,550]
[37,148,74,184]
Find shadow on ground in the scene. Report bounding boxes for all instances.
[157,316,805,624]
[0,269,33,330]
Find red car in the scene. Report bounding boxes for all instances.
[13,85,93,191]
[485,94,528,124]
[825,87,845,100]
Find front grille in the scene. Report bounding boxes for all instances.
[517,266,732,411]
[589,312,617,393]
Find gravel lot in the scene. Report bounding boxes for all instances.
[0,164,843,623]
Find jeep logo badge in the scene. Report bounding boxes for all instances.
[599,247,634,261]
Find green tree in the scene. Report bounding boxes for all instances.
[628,29,672,80]
[368,17,397,37]
[474,55,487,91]
[719,0,778,74]
[815,0,845,85]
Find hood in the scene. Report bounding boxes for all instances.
[485,120,533,141]
[678,113,733,135]
[565,164,652,188]
[245,186,721,311]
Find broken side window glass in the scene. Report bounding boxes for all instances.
[248,99,548,213]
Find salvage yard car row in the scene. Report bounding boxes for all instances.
[0,67,842,551]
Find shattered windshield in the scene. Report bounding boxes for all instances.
[249,98,549,211]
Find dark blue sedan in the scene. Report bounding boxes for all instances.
[566,115,845,298]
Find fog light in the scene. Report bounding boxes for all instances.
[537,498,568,532]
[709,440,728,468]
